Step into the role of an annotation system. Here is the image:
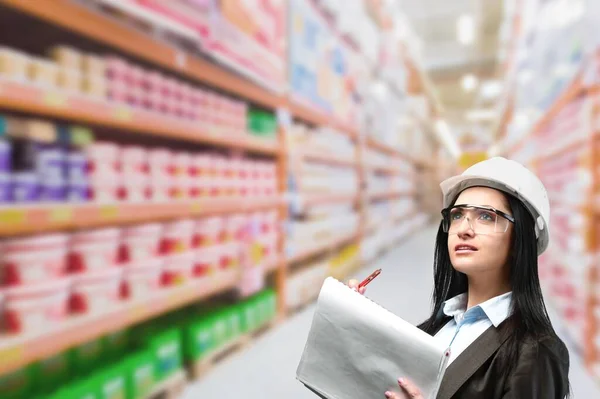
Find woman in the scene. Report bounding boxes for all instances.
[349,157,570,399]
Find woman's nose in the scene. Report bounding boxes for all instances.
[457,216,475,236]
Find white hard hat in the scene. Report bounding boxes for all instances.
[440,157,550,255]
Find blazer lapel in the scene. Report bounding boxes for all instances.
[436,321,511,399]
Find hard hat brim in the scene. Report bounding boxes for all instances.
[440,174,549,255]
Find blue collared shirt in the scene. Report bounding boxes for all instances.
[433,291,513,366]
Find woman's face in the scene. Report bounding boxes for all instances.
[447,187,513,277]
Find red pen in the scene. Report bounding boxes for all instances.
[358,268,382,289]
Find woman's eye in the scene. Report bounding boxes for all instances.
[450,212,463,220]
[479,212,495,221]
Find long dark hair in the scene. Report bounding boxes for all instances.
[418,191,569,393]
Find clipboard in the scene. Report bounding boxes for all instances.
[296,277,450,399]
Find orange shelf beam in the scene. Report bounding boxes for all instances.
[369,190,414,202]
[0,80,278,155]
[0,269,239,376]
[0,0,284,110]
[287,232,358,265]
[508,78,586,155]
[287,100,358,139]
[301,150,357,168]
[0,197,284,237]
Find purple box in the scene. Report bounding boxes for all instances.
[67,180,89,202]
[11,172,40,203]
[39,177,67,202]
[0,173,10,203]
[36,147,66,180]
[66,152,88,181]
[0,140,11,173]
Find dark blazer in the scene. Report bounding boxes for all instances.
[430,316,571,399]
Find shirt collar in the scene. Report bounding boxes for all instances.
[442,291,513,328]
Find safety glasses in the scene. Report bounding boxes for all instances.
[441,204,515,235]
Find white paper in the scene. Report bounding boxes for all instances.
[297,277,449,399]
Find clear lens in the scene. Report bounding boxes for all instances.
[444,206,510,235]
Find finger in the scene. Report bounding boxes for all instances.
[399,378,423,398]
[358,286,366,295]
[384,391,401,399]
[348,279,359,290]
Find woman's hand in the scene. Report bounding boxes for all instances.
[347,279,366,295]
[385,378,424,399]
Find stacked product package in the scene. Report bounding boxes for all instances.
[0,115,277,205]
[0,211,278,335]
[0,44,278,142]
[0,288,277,399]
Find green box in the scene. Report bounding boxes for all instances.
[0,365,36,399]
[33,351,72,394]
[126,350,155,399]
[46,375,99,399]
[241,299,259,333]
[103,329,130,361]
[226,307,243,340]
[96,364,127,399]
[148,328,182,381]
[183,317,215,361]
[211,310,229,347]
[70,338,105,376]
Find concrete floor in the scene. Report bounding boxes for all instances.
[182,226,600,398]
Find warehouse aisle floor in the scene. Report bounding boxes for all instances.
[181,226,600,398]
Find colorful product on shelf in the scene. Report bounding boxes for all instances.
[68,228,121,274]
[70,267,123,315]
[123,257,163,299]
[2,277,70,334]
[0,233,69,285]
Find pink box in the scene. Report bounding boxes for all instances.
[123,257,162,299]
[70,268,123,314]
[1,234,69,286]
[121,223,163,262]
[2,278,71,334]
[161,219,195,254]
[162,251,195,286]
[193,216,224,247]
[68,228,121,273]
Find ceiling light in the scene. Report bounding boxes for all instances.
[480,80,503,99]
[461,74,478,92]
[457,14,475,45]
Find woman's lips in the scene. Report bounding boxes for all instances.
[455,244,478,254]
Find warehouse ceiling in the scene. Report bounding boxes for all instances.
[401,0,507,142]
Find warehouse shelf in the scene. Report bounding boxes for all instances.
[287,232,359,265]
[0,0,284,110]
[0,79,279,155]
[301,193,359,207]
[0,269,241,375]
[0,0,359,139]
[507,77,586,155]
[368,190,415,202]
[367,164,412,176]
[300,149,358,168]
[288,99,359,139]
[0,197,284,237]
[365,137,422,164]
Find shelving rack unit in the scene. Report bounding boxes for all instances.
[499,61,600,385]
[0,0,438,381]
